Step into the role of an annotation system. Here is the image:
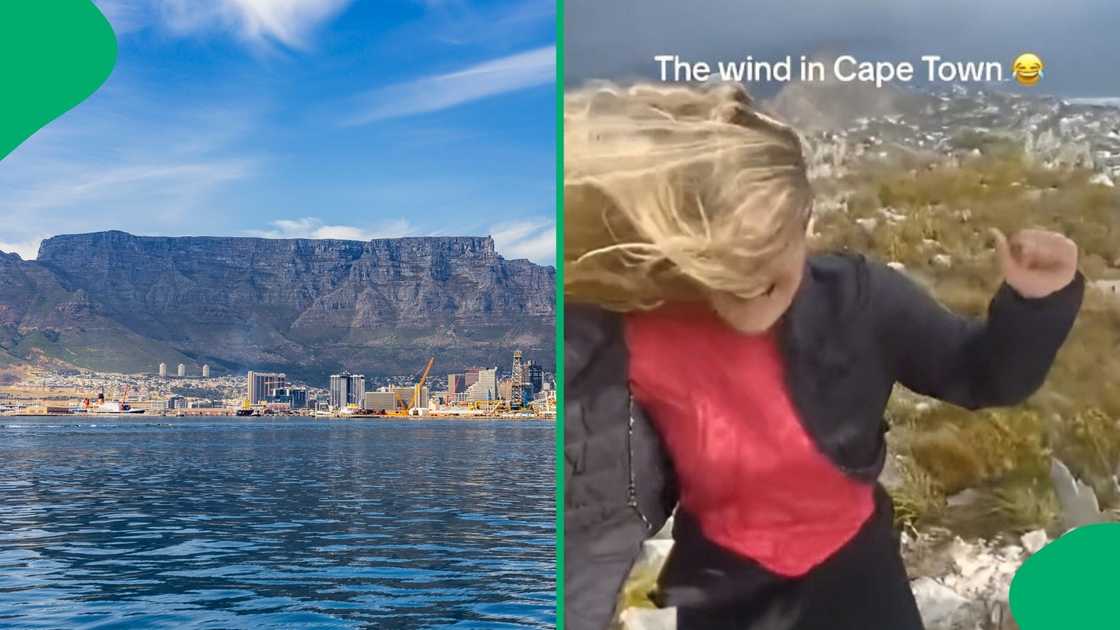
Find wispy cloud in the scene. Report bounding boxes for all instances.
[0,81,262,258]
[489,219,555,264]
[95,0,354,52]
[246,217,416,241]
[346,45,555,124]
[413,0,554,47]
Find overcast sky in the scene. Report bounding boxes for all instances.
[565,0,1120,97]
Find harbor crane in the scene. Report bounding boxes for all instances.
[389,356,435,415]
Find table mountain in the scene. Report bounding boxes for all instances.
[0,231,554,382]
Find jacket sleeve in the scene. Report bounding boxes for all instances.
[564,305,677,630]
[869,260,1084,409]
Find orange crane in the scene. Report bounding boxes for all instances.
[410,357,435,410]
[388,357,435,415]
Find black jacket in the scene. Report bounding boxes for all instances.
[564,253,1084,630]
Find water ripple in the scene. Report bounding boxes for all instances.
[0,418,555,629]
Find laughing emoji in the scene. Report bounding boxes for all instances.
[1012,53,1044,86]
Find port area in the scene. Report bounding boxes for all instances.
[0,406,553,420]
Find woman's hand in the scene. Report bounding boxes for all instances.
[991,228,1079,299]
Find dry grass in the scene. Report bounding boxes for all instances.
[815,147,1120,535]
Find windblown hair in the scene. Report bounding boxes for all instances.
[565,81,813,311]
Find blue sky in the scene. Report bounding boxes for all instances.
[0,0,556,264]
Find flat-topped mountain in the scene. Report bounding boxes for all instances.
[0,231,555,381]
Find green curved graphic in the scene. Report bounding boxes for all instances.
[1010,523,1120,628]
[0,1,117,161]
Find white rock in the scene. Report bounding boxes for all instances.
[856,217,879,234]
[887,261,906,272]
[1089,172,1115,187]
[931,254,953,269]
[619,607,676,630]
[1021,529,1048,554]
[911,577,968,627]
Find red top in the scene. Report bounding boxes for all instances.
[624,305,874,577]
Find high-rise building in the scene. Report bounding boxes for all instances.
[464,368,481,388]
[159,362,167,378]
[448,373,463,395]
[329,373,365,408]
[177,363,186,377]
[498,378,512,401]
[511,351,524,408]
[329,373,350,409]
[477,368,497,401]
[202,364,210,378]
[528,363,544,394]
[348,374,365,405]
[248,371,288,404]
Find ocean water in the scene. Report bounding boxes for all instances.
[0,418,555,629]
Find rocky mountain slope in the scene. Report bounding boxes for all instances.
[0,231,555,381]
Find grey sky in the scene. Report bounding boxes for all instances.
[565,0,1120,97]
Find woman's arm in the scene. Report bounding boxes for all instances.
[871,229,1084,410]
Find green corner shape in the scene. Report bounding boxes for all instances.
[0,1,118,161]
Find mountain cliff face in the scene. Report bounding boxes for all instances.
[0,231,554,381]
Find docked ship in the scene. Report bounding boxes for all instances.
[235,400,256,417]
[85,391,144,414]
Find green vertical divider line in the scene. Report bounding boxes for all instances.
[554,0,565,626]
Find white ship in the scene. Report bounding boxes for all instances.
[84,389,145,415]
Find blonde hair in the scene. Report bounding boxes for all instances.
[565,81,813,311]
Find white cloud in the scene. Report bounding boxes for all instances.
[95,0,354,51]
[346,46,555,124]
[489,219,555,264]
[0,237,47,261]
[247,217,415,241]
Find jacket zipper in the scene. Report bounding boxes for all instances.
[627,396,652,531]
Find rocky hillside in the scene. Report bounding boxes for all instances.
[0,231,555,381]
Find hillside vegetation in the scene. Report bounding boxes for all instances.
[813,145,1120,538]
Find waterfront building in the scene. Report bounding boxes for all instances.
[463,368,481,388]
[177,363,186,377]
[478,368,497,401]
[273,387,308,410]
[159,363,167,378]
[329,373,365,408]
[528,363,543,394]
[329,373,350,409]
[448,373,463,395]
[362,391,397,413]
[202,364,210,378]
[248,371,288,404]
[348,374,365,405]
[465,368,498,402]
[511,350,524,408]
[167,395,186,410]
[498,378,513,402]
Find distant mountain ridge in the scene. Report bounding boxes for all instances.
[0,231,555,382]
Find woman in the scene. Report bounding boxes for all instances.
[563,82,1083,630]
